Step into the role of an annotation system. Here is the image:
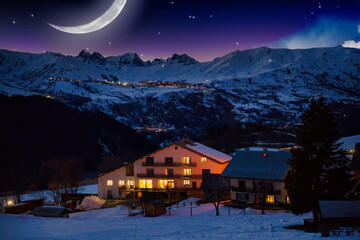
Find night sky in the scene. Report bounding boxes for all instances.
[1,0,360,61]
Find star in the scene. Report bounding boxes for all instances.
[86,47,90,51]
[158,32,161,35]
[12,20,16,24]
[311,11,314,15]
[189,15,192,18]
[140,54,144,57]
[108,41,112,45]
[210,15,213,18]
[171,1,174,4]
[318,5,322,9]
[30,14,34,18]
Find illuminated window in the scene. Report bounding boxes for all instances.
[183,169,192,176]
[183,180,190,186]
[266,195,275,203]
[182,157,191,164]
[201,157,207,162]
[139,179,153,189]
[118,180,125,186]
[107,180,113,186]
[159,180,174,189]
[127,180,134,188]
[286,196,290,204]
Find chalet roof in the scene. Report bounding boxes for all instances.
[319,201,360,219]
[98,139,231,177]
[201,174,229,191]
[221,150,291,180]
[31,206,73,217]
[177,140,232,164]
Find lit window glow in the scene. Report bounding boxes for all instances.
[182,157,191,164]
[139,179,153,189]
[266,195,275,203]
[183,169,192,176]
[183,180,190,186]
[159,180,174,189]
[127,180,135,188]
[201,157,207,162]
[107,180,113,186]
[119,180,125,186]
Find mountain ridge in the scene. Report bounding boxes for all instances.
[0,46,359,143]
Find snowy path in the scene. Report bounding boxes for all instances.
[1,200,358,240]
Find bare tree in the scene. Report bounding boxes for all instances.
[43,158,83,205]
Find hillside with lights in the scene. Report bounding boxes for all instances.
[0,46,359,143]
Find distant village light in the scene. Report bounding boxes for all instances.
[262,153,268,157]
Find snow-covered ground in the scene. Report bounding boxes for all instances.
[0,198,358,239]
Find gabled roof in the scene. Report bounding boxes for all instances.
[98,139,231,177]
[177,140,232,164]
[221,150,291,180]
[319,201,360,219]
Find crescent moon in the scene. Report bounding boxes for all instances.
[48,0,127,34]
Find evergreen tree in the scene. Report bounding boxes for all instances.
[285,96,354,222]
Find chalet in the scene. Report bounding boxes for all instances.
[97,139,232,199]
[221,149,291,205]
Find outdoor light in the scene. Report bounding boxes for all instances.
[7,200,14,206]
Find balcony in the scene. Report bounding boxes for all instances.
[230,187,281,195]
[137,173,203,179]
[142,162,196,167]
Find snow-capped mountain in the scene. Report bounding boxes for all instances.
[0,46,359,142]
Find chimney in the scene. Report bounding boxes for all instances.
[183,134,191,144]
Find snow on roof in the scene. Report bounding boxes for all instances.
[221,150,292,180]
[340,135,360,151]
[184,142,232,163]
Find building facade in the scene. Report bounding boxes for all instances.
[221,149,292,205]
[98,139,232,199]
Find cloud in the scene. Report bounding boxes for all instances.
[278,16,360,49]
[342,40,360,49]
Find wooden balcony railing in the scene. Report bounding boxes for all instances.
[142,162,196,167]
[137,173,203,179]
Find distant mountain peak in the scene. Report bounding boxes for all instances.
[77,50,106,65]
[167,53,198,65]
